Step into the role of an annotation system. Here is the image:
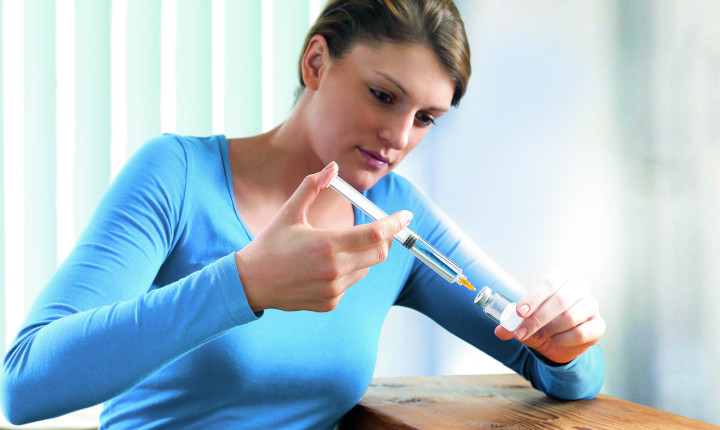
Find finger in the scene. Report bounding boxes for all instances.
[326,210,413,276]
[307,267,370,312]
[337,267,371,293]
[282,162,338,223]
[516,276,589,341]
[338,236,396,274]
[545,316,606,348]
[533,295,599,340]
[516,269,569,318]
[336,210,413,251]
[494,325,515,341]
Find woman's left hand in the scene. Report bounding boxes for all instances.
[494,270,606,365]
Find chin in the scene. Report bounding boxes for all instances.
[338,170,384,192]
[357,171,390,192]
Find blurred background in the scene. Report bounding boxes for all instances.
[1,0,719,427]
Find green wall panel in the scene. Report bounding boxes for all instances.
[127,0,162,156]
[225,0,262,137]
[24,0,57,309]
[0,0,5,350]
[176,0,212,135]
[272,0,310,126]
[74,0,111,235]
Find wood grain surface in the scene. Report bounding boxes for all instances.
[338,374,717,429]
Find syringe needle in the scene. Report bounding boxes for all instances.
[458,277,476,291]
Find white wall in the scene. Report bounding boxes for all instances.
[380,0,720,426]
[378,0,622,382]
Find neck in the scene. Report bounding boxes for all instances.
[227,98,349,214]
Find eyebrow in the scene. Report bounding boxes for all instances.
[374,71,449,113]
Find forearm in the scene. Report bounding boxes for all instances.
[523,344,605,400]
[394,205,605,400]
[1,253,257,424]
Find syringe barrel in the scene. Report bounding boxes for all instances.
[328,175,461,284]
[404,233,462,284]
[328,176,411,243]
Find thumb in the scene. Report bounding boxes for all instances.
[282,161,338,223]
[494,325,515,341]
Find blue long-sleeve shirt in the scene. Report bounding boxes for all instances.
[1,134,604,428]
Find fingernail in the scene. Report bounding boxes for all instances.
[516,327,528,340]
[518,304,530,317]
[400,210,413,224]
[321,162,338,189]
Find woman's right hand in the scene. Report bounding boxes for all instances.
[234,162,413,313]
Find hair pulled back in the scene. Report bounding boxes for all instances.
[299,0,471,107]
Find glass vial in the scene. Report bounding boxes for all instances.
[474,287,523,331]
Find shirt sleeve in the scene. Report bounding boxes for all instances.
[1,136,259,425]
[392,178,605,401]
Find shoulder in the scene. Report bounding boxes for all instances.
[126,134,226,179]
[136,133,224,162]
[108,134,225,198]
[370,172,459,241]
[369,172,432,214]
[127,134,187,173]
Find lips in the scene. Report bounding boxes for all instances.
[357,147,390,169]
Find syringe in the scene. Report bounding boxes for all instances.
[328,175,476,291]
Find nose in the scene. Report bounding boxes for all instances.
[378,114,414,150]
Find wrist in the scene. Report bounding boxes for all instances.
[529,348,573,367]
[234,250,264,313]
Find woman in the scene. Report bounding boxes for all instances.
[1,0,606,428]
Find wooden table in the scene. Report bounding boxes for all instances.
[339,374,717,429]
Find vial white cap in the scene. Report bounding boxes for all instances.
[500,303,523,331]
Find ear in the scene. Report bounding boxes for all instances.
[301,34,329,91]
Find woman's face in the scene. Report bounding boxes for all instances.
[306,41,455,191]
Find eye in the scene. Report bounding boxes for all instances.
[370,88,393,105]
[415,113,436,128]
